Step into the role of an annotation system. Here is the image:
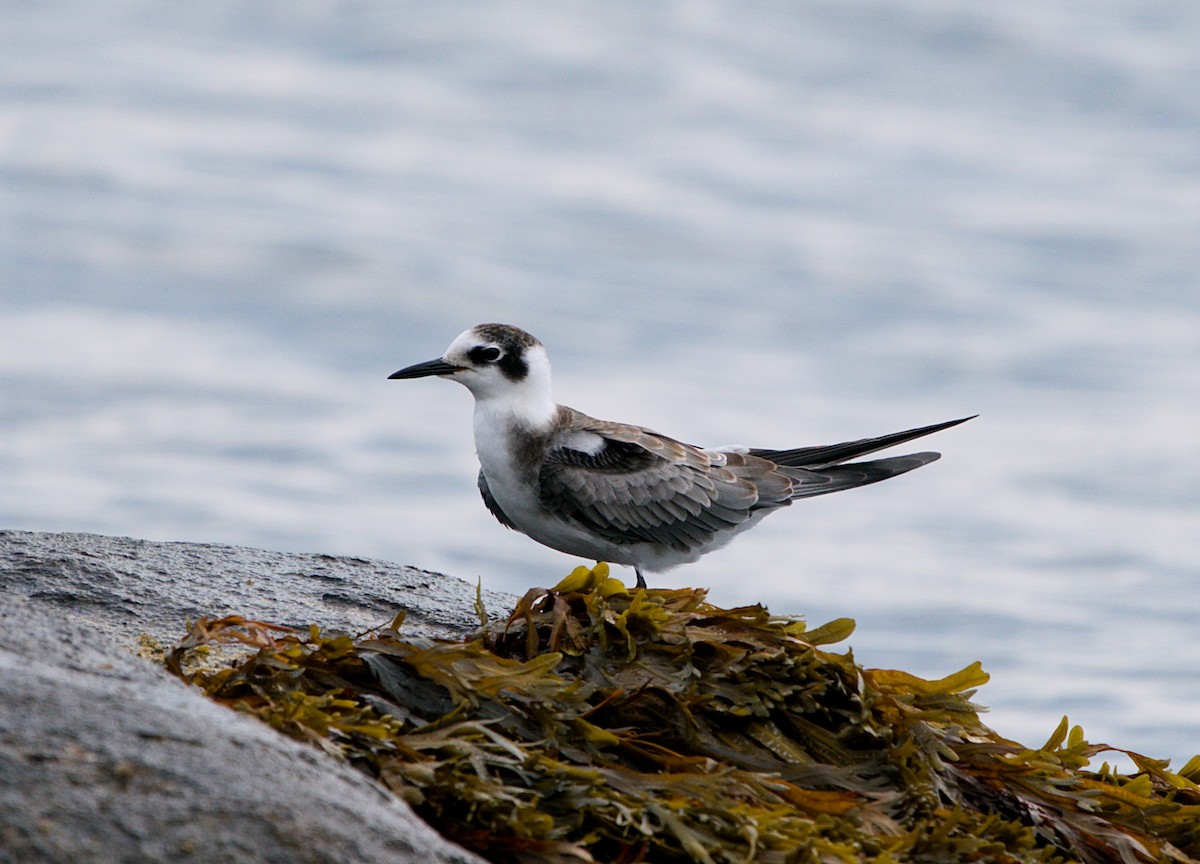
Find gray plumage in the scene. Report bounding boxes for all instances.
[391,324,972,588]
[480,406,961,562]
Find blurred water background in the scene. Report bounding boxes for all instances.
[3,2,1199,770]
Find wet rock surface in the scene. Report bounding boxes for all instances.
[0,529,501,864]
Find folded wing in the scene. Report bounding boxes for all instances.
[534,412,969,553]
[537,414,793,555]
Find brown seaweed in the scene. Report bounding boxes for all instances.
[167,564,1200,863]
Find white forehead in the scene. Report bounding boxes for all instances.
[444,327,485,358]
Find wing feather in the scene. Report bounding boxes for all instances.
[478,470,518,530]
[534,409,965,556]
[781,453,940,499]
[750,416,974,467]
[538,410,792,554]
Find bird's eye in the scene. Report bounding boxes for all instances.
[469,345,502,364]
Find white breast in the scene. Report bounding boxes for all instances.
[471,403,553,528]
[471,404,635,564]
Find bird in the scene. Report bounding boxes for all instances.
[389,323,972,589]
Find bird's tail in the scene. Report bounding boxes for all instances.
[782,452,940,500]
[749,416,974,469]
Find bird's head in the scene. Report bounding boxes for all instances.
[390,323,554,422]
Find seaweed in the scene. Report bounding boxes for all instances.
[167,564,1200,863]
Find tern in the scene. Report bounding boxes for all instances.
[390,323,971,589]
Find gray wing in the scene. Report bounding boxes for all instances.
[538,411,967,550]
[537,413,796,555]
[743,416,973,500]
[478,470,518,530]
[782,452,941,499]
[748,416,974,468]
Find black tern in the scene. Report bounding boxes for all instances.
[390,323,972,589]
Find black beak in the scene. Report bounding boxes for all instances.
[388,358,464,380]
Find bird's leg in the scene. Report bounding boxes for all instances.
[634,565,647,590]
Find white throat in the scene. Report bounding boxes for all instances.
[463,345,556,433]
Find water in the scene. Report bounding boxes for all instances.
[3,1,1199,770]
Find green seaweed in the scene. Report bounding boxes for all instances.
[166,564,1200,863]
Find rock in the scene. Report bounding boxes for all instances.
[0,529,500,864]
[0,529,513,649]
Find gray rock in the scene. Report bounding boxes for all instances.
[0,529,513,649]
[0,530,502,864]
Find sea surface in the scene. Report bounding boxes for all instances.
[3,1,1199,770]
